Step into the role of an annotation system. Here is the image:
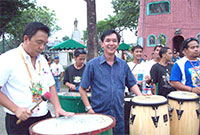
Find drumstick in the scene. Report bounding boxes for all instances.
[16,92,51,124]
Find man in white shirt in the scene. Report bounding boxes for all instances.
[128,45,146,88]
[50,56,64,92]
[0,22,73,135]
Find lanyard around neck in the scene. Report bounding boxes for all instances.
[188,59,200,78]
[19,47,41,82]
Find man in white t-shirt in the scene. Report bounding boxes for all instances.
[50,56,64,92]
[128,45,146,87]
[0,22,74,135]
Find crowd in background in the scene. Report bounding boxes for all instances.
[1,21,199,135]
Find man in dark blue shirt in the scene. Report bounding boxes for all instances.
[79,29,142,135]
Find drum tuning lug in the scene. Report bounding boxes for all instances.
[129,114,136,125]
[196,108,200,119]
[151,116,159,128]
[168,106,174,120]
[176,109,184,120]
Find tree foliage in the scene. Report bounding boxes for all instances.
[0,0,35,35]
[111,0,140,32]
[2,5,60,49]
[83,0,140,43]
[62,35,70,41]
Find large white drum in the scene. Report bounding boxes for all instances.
[29,113,116,135]
[168,91,199,135]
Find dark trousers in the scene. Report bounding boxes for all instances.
[6,111,52,135]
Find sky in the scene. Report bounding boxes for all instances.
[36,0,137,43]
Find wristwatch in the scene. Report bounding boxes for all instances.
[85,106,92,112]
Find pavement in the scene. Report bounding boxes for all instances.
[0,87,68,135]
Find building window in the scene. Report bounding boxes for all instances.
[196,33,200,44]
[147,1,170,15]
[157,34,167,46]
[147,34,156,47]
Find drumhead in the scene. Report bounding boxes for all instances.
[124,97,133,102]
[168,91,199,101]
[131,95,167,106]
[29,113,116,135]
[58,92,91,97]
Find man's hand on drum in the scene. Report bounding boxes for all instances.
[15,107,32,121]
[87,108,95,114]
[191,87,200,94]
[54,107,74,117]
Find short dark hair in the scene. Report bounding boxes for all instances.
[100,29,121,43]
[159,47,170,58]
[153,44,164,51]
[74,48,86,57]
[182,37,199,50]
[22,22,50,41]
[131,45,143,52]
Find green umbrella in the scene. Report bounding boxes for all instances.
[117,42,130,50]
[50,39,87,50]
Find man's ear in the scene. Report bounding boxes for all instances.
[23,35,29,42]
[100,41,104,48]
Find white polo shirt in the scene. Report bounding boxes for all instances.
[0,45,55,117]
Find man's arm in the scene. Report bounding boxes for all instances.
[60,72,64,81]
[65,82,76,91]
[0,87,31,121]
[79,86,95,113]
[152,84,157,95]
[130,84,143,96]
[150,65,158,95]
[49,85,74,117]
[171,81,200,94]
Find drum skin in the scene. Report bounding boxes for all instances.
[129,95,170,135]
[29,113,116,135]
[168,91,199,135]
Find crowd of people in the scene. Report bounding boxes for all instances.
[0,21,200,135]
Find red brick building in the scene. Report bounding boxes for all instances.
[137,0,200,58]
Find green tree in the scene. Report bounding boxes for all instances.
[82,30,87,44]
[62,35,70,41]
[3,5,60,49]
[97,18,115,36]
[111,0,140,32]
[0,0,35,36]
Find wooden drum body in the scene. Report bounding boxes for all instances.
[168,91,200,135]
[29,113,116,135]
[129,95,170,135]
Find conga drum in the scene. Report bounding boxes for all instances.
[58,92,91,113]
[168,91,200,135]
[124,94,135,135]
[29,113,116,135]
[129,95,170,135]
